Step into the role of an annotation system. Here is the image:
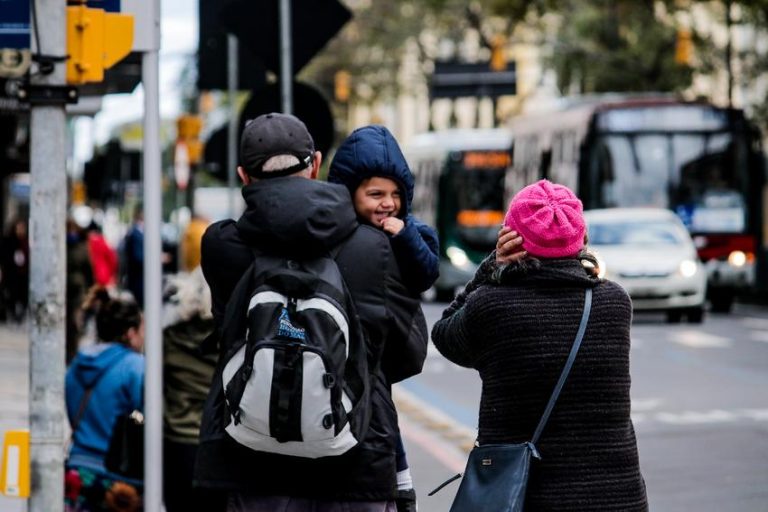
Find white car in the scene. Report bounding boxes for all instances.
[584,208,707,323]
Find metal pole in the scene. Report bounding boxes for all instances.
[725,0,733,108]
[227,34,238,218]
[279,0,292,114]
[142,0,163,509]
[28,0,67,509]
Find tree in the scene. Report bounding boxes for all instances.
[537,1,693,94]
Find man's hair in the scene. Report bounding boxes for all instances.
[260,154,312,177]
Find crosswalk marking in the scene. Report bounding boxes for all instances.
[749,330,768,343]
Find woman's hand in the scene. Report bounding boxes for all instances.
[496,227,526,265]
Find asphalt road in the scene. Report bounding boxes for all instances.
[397,302,768,512]
[2,302,767,511]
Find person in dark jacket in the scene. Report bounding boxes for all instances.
[66,217,95,364]
[195,113,429,512]
[0,217,29,323]
[432,180,648,511]
[328,125,439,511]
[121,206,144,307]
[65,286,144,512]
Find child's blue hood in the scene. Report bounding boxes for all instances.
[328,125,414,217]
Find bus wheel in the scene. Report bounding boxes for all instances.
[686,307,705,324]
[710,292,734,313]
[666,310,683,323]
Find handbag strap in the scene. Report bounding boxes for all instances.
[530,287,592,446]
[71,387,95,435]
[70,349,128,436]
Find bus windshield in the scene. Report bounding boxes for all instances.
[591,107,750,233]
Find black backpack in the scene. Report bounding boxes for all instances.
[219,247,371,458]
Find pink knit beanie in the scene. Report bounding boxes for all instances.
[503,179,586,258]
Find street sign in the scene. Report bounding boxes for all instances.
[0,0,30,49]
[198,0,351,90]
[431,61,517,100]
[86,0,121,12]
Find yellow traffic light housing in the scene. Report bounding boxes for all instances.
[177,115,204,165]
[67,5,134,84]
[334,70,350,103]
[675,28,693,65]
[490,35,507,72]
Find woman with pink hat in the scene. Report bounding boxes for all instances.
[432,180,648,511]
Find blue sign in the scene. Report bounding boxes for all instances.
[0,0,30,49]
[86,0,120,12]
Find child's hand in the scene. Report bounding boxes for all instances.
[381,217,404,235]
[496,227,526,264]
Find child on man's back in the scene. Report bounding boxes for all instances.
[329,125,439,295]
[329,125,440,512]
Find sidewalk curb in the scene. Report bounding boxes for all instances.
[392,386,476,454]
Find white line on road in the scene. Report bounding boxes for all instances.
[741,317,768,330]
[749,330,768,343]
[670,330,732,348]
[655,409,735,424]
[632,398,663,411]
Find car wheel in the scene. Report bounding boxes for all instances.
[710,292,734,313]
[666,310,683,323]
[686,307,705,324]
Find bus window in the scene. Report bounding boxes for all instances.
[451,162,506,250]
[678,139,746,233]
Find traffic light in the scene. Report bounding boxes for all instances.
[334,70,350,102]
[177,115,203,165]
[490,35,507,72]
[66,3,134,84]
[675,28,693,65]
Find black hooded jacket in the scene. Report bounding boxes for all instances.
[195,176,428,500]
[432,255,648,511]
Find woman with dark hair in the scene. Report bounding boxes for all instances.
[432,180,648,511]
[65,286,145,512]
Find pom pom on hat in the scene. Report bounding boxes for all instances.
[503,180,586,258]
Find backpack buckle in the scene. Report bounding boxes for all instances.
[323,373,336,388]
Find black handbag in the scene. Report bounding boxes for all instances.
[432,288,592,512]
[104,410,145,480]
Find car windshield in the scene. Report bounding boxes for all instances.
[588,220,686,246]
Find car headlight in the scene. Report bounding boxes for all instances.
[446,246,471,269]
[727,251,747,267]
[678,259,698,278]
